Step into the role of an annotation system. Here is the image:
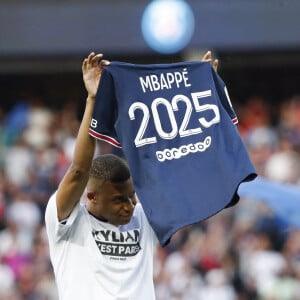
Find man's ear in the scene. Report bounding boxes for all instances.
[87,192,95,200]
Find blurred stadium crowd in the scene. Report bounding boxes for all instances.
[0,90,300,300]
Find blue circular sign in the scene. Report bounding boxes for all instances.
[141,0,195,54]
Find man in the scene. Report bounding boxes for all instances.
[45,51,218,300]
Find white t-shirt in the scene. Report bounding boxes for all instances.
[45,193,157,300]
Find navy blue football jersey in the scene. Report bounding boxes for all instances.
[89,61,257,246]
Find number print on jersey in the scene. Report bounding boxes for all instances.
[172,94,202,137]
[191,91,220,128]
[152,97,178,140]
[90,118,98,128]
[128,90,220,147]
[128,102,157,147]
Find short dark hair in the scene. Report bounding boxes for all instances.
[90,154,130,183]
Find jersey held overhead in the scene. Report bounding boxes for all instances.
[89,61,257,246]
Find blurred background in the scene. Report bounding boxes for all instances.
[1,0,300,299]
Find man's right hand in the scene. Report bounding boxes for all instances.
[82,52,110,98]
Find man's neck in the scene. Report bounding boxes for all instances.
[87,210,108,222]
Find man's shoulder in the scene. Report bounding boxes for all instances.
[45,191,84,226]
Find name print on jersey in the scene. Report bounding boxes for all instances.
[139,68,191,93]
[92,229,141,258]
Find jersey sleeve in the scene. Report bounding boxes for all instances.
[88,68,122,148]
[212,68,238,125]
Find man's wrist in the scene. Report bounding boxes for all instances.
[87,95,96,102]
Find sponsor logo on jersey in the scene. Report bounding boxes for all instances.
[156,135,211,162]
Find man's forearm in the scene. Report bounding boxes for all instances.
[72,95,96,172]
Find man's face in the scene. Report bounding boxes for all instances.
[93,178,137,226]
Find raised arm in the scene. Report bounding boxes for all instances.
[56,52,109,221]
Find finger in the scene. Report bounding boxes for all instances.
[82,54,92,71]
[91,53,103,66]
[202,51,211,61]
[213,59,219,72]
[82,57,89,71]
[87,52,95,65]
[82,52,96,70]
[99,59,110,67]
